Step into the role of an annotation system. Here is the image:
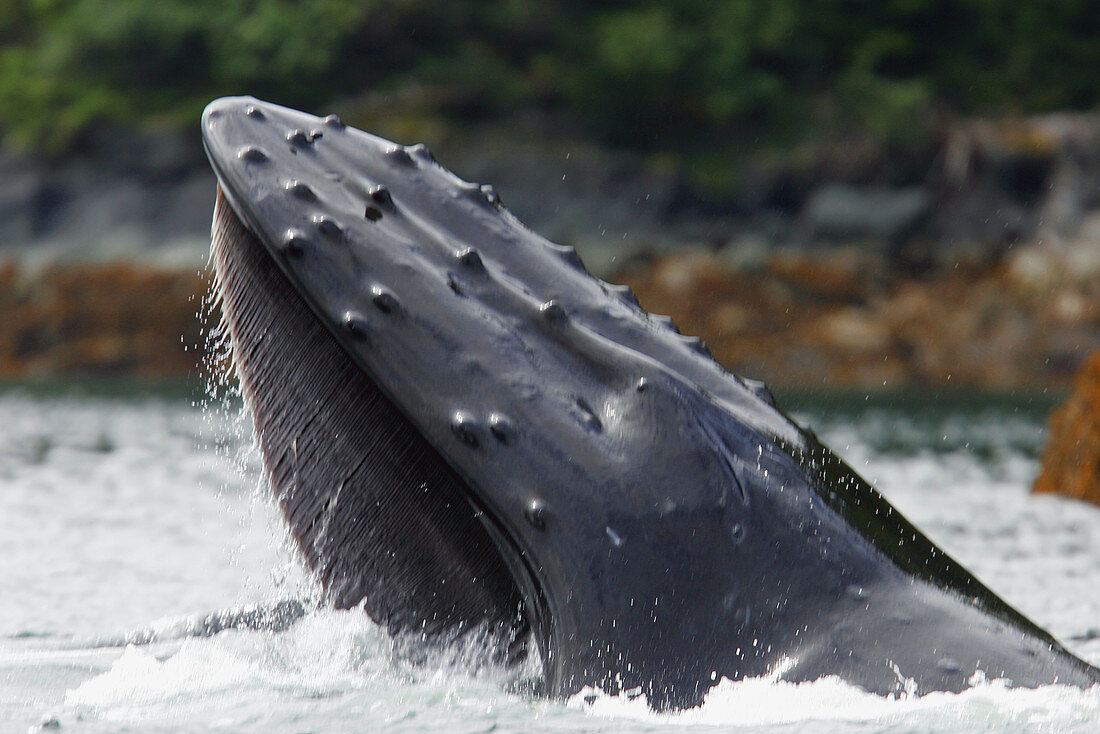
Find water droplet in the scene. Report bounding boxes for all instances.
[287,129,310,146]
[605,526,624,547]
[245,105,265,119]
[323,114,344,128]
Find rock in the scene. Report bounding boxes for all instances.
[0,152,45,242]
[0,128,214,268]
[818,308,891,354]
[8,109,1100,280]
[765,249,885,304]
[800,184,929,244]
[0,261,209,380]
[615,247,1098,391]
[1034,351,1100,504]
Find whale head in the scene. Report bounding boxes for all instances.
[201,96,1098,708]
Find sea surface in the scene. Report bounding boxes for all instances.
[2,386,1099,733]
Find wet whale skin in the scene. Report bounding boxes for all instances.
[202,96,1100,709]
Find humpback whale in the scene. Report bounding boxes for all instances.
[201,96,1099,709]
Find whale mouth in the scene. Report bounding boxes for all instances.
[209,189,545,672]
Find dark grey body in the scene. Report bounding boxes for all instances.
[201,96,1099,708]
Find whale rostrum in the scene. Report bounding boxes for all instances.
[202,96,1099,709]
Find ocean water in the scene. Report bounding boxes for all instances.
[2,387,1099,733]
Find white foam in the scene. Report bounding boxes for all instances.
[59,609,535,729]
[66,644,250,706]
[571,674,1100,732]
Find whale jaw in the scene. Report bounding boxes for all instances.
[210,190,534,668]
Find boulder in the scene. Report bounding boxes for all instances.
[800,183,929,244]
[1034,351,1100,504]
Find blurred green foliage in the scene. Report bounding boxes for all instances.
[2,0,1099,155]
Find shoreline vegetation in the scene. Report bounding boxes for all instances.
[6,1,1100,278]
[5,2,1100,159]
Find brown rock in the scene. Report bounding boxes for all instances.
[1034,351,1100,504]
[819,307,890,354]
[615,247,1100,391]
[0,260,210,380]
[765,250,884,304]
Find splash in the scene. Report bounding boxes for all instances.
[571,672,1100,732]
[61,607,540,729]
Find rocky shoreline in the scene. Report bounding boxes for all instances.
[0,261,207,381]
[6,109,1100,276]
[0,246,1094,392]
[617,247,1099,390]
[1034,352,1100,504]
[2,108,1099,390]
[3,107,1097,510]
[2,252,1095,505]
